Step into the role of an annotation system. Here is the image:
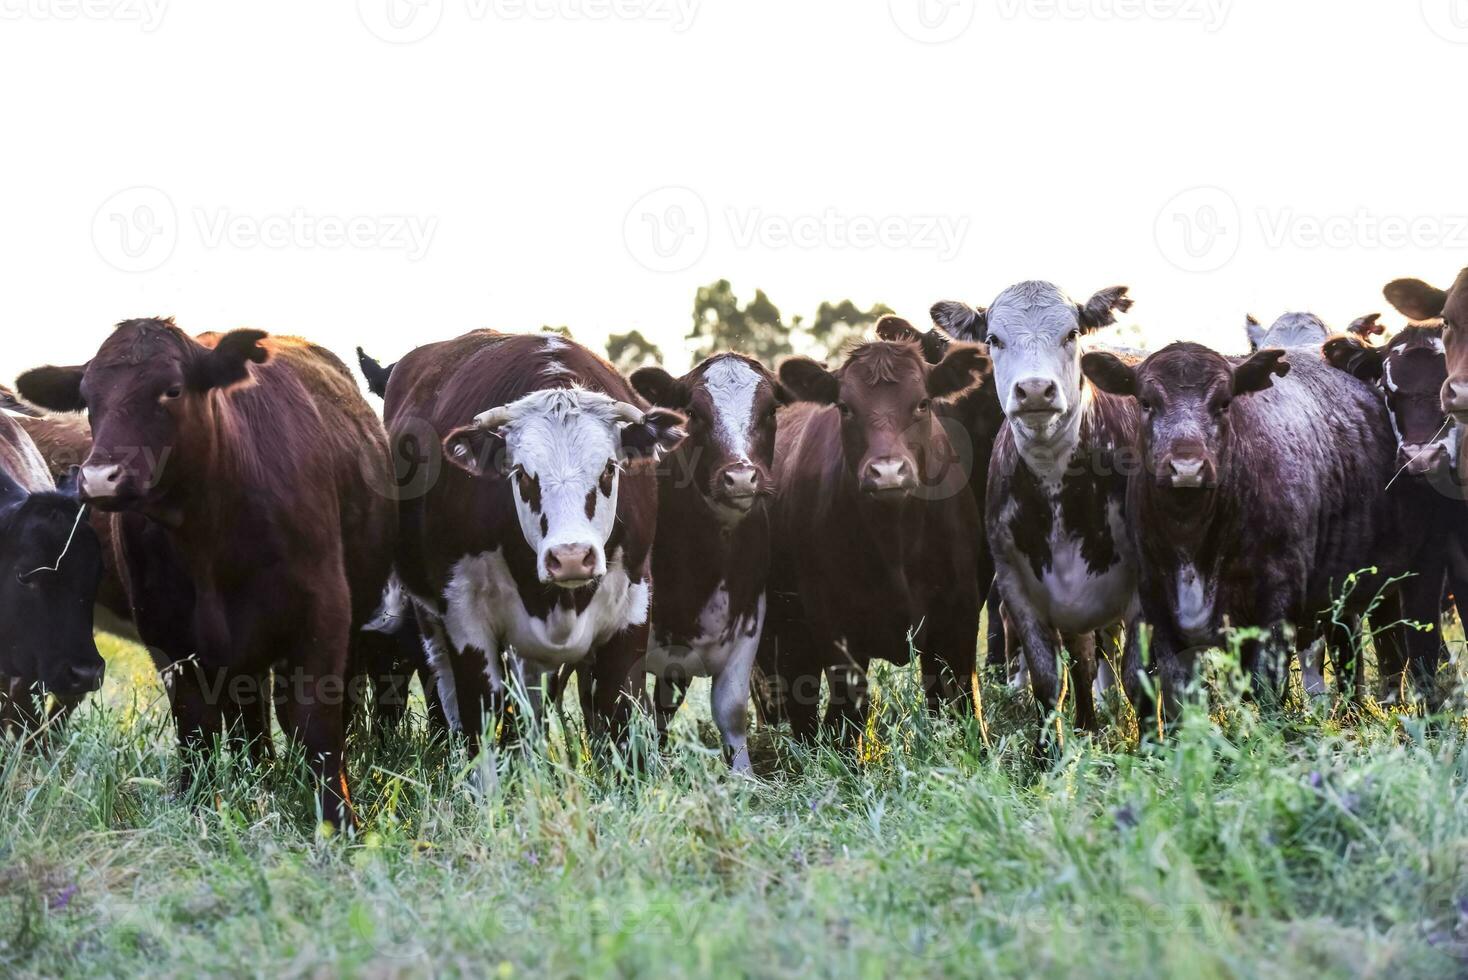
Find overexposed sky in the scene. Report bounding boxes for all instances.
[2,0,1465,380]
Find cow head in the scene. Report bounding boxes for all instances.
[631,354,788,525]
[1083,342,1289,491]
[778,325,989,503]
[1383,270,1468,423]
[1245,312,1329,352]
[0,471,105,698]
[1324,328,1454,479]
[442,388,684,588]
[16,319,270,512]
[932,282,1132,435]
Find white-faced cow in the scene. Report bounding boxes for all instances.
[762,323,989,739]
[931,282,1139,733]
[1083,342,1404,715]
[0,413,104,735]
[630,354,788,772]
[382,331,683,752]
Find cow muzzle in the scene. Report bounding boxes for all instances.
[860,456,916,500]
[1165,454,1214,489]
[542,542,602,588]
[79,462,128,506]
[1399,441,1449,477]
[1010,377,1065,418]
[1443,376,1468,423]
[713,463,761,512]
[48,659,105,698]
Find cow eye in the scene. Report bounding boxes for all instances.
[599,460,617,496]
[1064,329,1079,345]
[837,402,854,418]
[163,386,183,400]
[985,334,1005,350]
[915,398,932,415]
[1139,398,1152,414]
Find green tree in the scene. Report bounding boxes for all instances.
[688,279,793,364]
[794,298,895,360]
[540,325,574,339]
[606,330,663,373]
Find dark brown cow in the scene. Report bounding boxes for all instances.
[0,413,105,735]
[383,331,682,751]
[630,353,788,772]
[1324,326,1468,706]
[1083,342,1403,715]
[1383,270,1468,489]
[17,319,395,826]
[762,324,988,738]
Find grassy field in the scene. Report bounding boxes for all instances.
[3,631,1468,979]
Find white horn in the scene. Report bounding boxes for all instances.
[472,406,514,430]
[609,401,645,425]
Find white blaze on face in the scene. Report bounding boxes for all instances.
[495,388,628,581]
[984,282,1084,421]
[702,357,761,462]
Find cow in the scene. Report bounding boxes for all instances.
[628,354,787,772]
[17,319,396,826]
[1244,312,1384,353]
[0,412,104,736]
[382,331,683,754]
[1081,342,1404,716]
[1,383,40,417]
[761,322,988,740]
[1324,324,1468,707]
[1383,270,1468,488]
[930,282,1140,735]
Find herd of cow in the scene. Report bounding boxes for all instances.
[3,269,1468,827]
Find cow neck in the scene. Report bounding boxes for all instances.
[166,390,264,551]
[1010,385,1090,489]
[1136,471,1227,578]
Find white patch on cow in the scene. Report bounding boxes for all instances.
[1429,336,1446,354]
[443,546,641,672]
[363,576,407,634]
[542,335,569,352]
[702,357,760,461]
[1381,357,1398,393]
[1175,563,1213,644]
[415,607,463,732]
[627,579,650,627]
[1015,498,1134,635]
[540,361,575,379]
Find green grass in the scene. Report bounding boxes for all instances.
[2,631,1468,978]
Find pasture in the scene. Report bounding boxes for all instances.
[3,627,1467,978]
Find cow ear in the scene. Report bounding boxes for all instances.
[1077,286,1133,332]
[621,407,685,460]
[442,425,507,478]
[929,301,987,343]
[926,344,991,402]
[1347,313,1385,341]
[629,367,689,410]
[15,364,87,413]
[1383,278,1449,321]
[356,347,394,399]
[194,329,269,391]
[1081,352,1137,397]
[1321,336,1383,382]
[1245,315,1266,352]
[772,380,795,406]
[875,315,921,345]
[1233,348,1290,396]
[779,357,840,405]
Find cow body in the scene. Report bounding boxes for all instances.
[1084,343,1402,712]
[764,328,988,738]
[17,320,396,825]
[937,281,1141,732]
[384,331,680,748]
[0,413,105,735]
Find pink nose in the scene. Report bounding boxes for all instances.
[544,544,598,585]
[1443,376,1468,418]
[860,457,915,495]
[1013,378,1060,413]
[1400,442,1447,476]
[80,463,124,501]
[720,465,759,499]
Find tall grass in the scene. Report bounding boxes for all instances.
[1,632,1466,978]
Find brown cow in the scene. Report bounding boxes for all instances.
[17,319,396,826]
[762,322,989,739]
[1383,270,1468,488]
[383,331,682,752]
[630,353,788,772]
[0,413,105,735]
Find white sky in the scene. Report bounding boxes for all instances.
[2,0,1465,380]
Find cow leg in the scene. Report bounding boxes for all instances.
[1295,622,1328,699]
[282,598,355,829]
[984,587,1007,674]
[653,673,689,748]
[766,619,823,742]
[1322,615,1364,705]
[588,621,650,758]
[1002,604,1029,691]
[1401,565,1449,712]
[166,659,228,797]
[923,593,981,716]
[1244,623,1291,707]
[823,665,870,745]
[711,626,761,773]
[1007,599,1064,727]
[221,669,273,763]
[1061,632,1098,733]
[1094,623,1123,697]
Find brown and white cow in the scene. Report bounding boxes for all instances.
[1083,342,1403,714]
[933,282,1140,733]
[0,412,105,735]
[18,319,396,826]
[1325,324,1468,706]
[630,354,788,772]
[383,331,682,751]
[761,324,988,739]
